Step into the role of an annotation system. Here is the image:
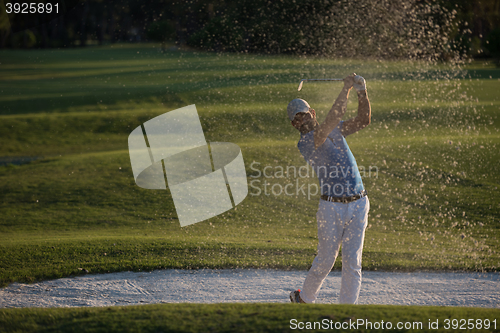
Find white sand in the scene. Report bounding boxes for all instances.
[1,270,499,308]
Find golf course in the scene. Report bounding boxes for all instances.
[1,43,499,331]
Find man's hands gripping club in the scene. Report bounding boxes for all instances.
[353,75,366,92]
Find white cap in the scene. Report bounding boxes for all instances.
[287,98,310,121]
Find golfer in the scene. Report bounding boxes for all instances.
[288,73,371,304]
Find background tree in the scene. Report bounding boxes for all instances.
[0,0,498,63]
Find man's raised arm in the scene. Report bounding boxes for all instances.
[341,77,371,137]
[313,74,355,149]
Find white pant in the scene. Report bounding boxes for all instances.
[300,196,369,304]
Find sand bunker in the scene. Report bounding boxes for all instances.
[1,269,499,308]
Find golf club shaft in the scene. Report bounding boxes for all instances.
[303,79,344,81]
[297,78,343,91]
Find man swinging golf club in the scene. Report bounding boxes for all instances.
[288,73,371,304]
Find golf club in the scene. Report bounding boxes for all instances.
[297,78,344,91]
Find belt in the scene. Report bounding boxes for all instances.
[321,189,367,203]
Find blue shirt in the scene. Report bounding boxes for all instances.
[298,121,364,197]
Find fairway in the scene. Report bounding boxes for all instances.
[0,44,499,288]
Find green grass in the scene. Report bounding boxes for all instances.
[1,303,499,333]
[0,44,499,289]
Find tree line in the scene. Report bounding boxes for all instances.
[1,0,499,61]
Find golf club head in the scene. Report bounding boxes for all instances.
[297,80,305,91]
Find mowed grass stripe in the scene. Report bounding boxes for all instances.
[0,304,499,333]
